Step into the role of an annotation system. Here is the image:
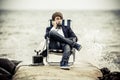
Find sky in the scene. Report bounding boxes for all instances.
[0,0,120,10]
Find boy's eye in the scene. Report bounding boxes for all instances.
[55,17,61,20]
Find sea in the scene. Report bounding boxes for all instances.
[0,10,120,71]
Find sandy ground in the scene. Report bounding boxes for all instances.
[12,60,102,80]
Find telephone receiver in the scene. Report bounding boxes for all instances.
[34,50,41,55]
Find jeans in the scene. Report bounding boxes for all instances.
[49,30,77,47]
[49,30,76,64]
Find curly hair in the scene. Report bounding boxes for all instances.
[52,12,63,20]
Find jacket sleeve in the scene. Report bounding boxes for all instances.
[44,27,51,39]
[68,27,78,42]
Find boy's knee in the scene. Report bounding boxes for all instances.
[65,44,71,51]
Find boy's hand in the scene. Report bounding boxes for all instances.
[52,21,57,28]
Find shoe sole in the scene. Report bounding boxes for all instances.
[60,66,70,70]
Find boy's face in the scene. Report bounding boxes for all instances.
[54,16,62,25]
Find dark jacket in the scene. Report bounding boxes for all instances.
[44,25,78,42]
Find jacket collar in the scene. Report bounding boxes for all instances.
[49,25,67,37]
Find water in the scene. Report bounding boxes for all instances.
[0,10,120,71]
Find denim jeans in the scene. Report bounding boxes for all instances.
[49,30,76,63]
[49,30,77,47]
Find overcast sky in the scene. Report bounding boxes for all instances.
[0,0,120,10]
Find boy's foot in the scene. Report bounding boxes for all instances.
[74,44,82,51]
[60,61,70,70]
[60,66,70,70]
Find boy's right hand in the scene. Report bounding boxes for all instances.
[52,21,57,28]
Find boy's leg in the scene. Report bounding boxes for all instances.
[60,44,71,70]
[49,30,81,51]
